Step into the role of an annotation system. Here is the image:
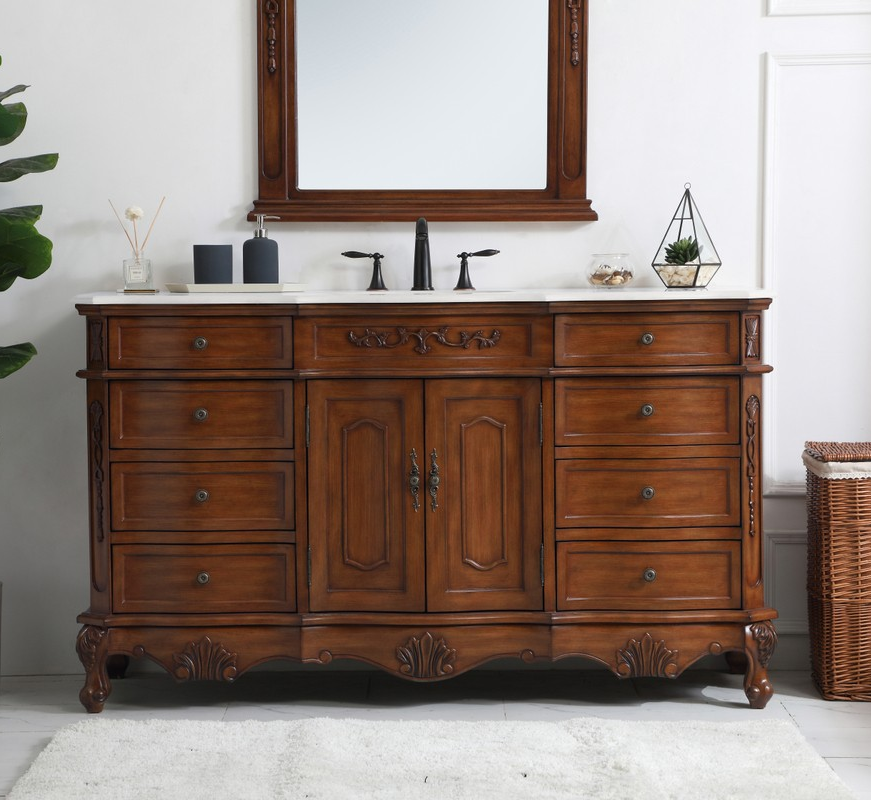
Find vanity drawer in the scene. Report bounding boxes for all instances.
[294,313,552,372]
[110,462,294,531]
[108,316,293,370]
[556,540,741,610]
[110,380,293,449]
[554,376,739,446]
[555,457,740,528]
[554,312,739,367]
[112,543,296,613]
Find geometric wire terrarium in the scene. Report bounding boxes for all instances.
[652,183,721,288]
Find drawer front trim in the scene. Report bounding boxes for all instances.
[110,380,293,449]
[110,462,294,531]
[108,317,293,369]
[554,312,739,366]
[555,376,739,446]
[555,457,740,528]
[556,540,741,610]
[112,544,296,613]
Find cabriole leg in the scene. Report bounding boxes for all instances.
[743,620,777,709]
[76,625,111,713]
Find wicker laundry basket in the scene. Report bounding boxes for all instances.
[804,441,871,700]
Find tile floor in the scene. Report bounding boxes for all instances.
[1,668,869,798]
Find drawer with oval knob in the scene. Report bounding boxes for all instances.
[110,462,294,531]
[554,376,739,446]
[112,543,296,613]
[110,380,293,449]
[107,316,293,369]
[555,457,740,528]
[294,312,552,372]
[556,540,741,610]
[554,312,739,367]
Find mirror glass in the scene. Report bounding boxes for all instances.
[295,0,548,190]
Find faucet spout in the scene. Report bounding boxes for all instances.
[411,217,433,291]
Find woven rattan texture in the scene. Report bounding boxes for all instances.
[806,467,871,701]
[805,441,871,463]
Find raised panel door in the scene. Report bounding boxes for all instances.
[307,380,426,612]
[425,378,543,612]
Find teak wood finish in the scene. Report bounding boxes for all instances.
[253,0,596,221]
[75,297,777,712]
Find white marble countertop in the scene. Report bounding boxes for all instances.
[74,287,772,305]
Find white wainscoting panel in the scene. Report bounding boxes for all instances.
[763,53,871,494]
[765,530,809,636]
[768,0,871,15]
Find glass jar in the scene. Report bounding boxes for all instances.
[586,253,634,288]
[123,253,154,292]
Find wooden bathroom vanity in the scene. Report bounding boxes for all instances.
[74,289,776,711]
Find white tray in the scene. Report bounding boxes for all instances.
[165,283,306,293]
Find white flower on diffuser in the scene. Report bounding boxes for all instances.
[110,198,165,259]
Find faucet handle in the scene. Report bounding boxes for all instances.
[341,251,387,291]
[454,249,500,291]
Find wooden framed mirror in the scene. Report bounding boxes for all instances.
[254,0,595,222]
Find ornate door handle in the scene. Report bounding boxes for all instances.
[409,449,421,512]
[429,449,440,511]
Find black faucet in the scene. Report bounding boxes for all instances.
[411,217,433,291]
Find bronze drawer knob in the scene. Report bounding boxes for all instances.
[640,332,655,345]
[195,489,210,503]
[641,486,656,500]
[640,403,655,417]
[643,568,657,583]
[196,571,210,585]
[192,336,209,350]
[193,407,209,422]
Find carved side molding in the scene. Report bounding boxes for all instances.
[397,632,457,678]
[349,327,501,355]
[264,1,280,74]
[616,633,679,678]
[567,0,581,67]
[745,395,760,538]
[744,315,760,360]
[171,637,239,682]
[89,400,105,544]
[88,318,104,365]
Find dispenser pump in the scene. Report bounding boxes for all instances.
[243,214,280,284]
[253,214,274,238]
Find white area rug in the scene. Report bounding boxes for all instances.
[9,717,854,800]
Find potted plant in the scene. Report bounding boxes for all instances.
[0,53,58,378]
[652,185,721,289]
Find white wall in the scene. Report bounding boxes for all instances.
[0,0,868,675]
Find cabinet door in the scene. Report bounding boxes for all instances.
[425,378,543,612]
[307,380,425,612]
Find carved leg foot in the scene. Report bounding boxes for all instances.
[743,620,777,709]
[76,625,111,713]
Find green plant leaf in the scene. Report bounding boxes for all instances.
[0,84,28,103]
[0,100,26,145]
[0,204,43,224]
[0,153,58,182]
[0,215,52,290]
[0,342,37,378]
[0,261,27,291]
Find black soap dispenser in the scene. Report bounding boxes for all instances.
[243,214,280,283]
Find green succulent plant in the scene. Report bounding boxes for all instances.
[663,236,700,265]
[1,54,58,379]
